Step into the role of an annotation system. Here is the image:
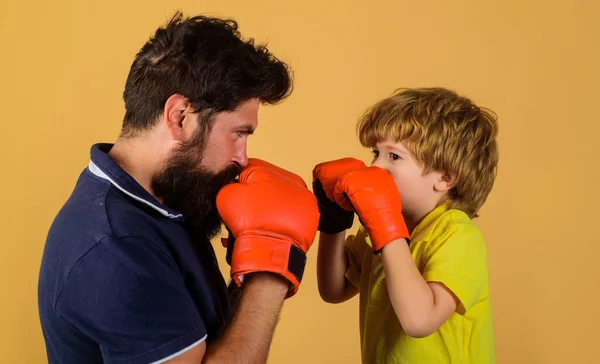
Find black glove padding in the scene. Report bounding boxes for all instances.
[220,228,236,266]
[312,179,354,234]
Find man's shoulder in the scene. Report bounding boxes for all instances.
[54,168,177,240]
[46,169,112,250]
[41,170,181,300]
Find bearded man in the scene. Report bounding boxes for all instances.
[38,12,319,364]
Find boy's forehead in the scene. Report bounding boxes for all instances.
[376,138,408,151]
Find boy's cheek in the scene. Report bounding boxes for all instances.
[392,179,406,199]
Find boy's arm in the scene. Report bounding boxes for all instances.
[333,166,459,337]
[312,158,367,303]
[380,239,458,338]
[317,231,358,303]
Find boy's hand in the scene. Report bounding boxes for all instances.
[312,158,367,233]
[333,166,410,253]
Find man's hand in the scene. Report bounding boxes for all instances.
[216,158,320,297]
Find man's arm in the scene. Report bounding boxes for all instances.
[170,159,321,363]
[166,273,288,364]
[316,232,358,303]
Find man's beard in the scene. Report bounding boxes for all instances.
[152,133,241,239]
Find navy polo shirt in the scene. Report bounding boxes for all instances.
[38,143,231,364]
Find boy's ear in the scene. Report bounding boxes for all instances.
[434,173,456,192]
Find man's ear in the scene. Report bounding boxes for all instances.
[163,94,194,141]
[434,173,456,192]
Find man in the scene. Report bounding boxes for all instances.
[38,12,319,363]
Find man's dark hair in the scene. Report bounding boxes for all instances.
[121,11,293,136]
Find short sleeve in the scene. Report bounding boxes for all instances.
[421,226,488,314]
[56,236,206,364]
[344,226,371,289]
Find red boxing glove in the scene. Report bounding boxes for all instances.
[333,166,410,253]
[216,158,320,297]
[243,158,306,186]
[312,158,367,233]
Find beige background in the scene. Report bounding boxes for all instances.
[1,0,599,363]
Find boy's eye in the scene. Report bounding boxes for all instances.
[371,150,380,158]
[390,153,400,160]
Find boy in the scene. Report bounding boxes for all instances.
[313,87,498,363]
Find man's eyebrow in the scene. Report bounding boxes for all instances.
[239,124,255,134]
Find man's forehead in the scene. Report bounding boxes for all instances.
[212,109,258,129]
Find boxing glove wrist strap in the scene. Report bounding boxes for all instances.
[229,231,307,296]
[368,222,410,254]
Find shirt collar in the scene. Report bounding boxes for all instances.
[410,203,450,242]
[87,143,183,220]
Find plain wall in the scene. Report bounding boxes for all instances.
[1,0,599,362]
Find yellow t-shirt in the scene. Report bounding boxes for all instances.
[345,204,495,364]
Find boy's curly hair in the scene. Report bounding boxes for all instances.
[357,88,499,218]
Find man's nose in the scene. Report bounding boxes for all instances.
[232,148,248,168]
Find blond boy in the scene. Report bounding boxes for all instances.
[313,88,498,363]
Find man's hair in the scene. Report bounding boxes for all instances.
[357,87,499,218]
[121,11,293,136]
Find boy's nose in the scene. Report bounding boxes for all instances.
[371,158,387,170]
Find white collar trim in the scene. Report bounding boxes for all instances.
[88,160,183,219]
